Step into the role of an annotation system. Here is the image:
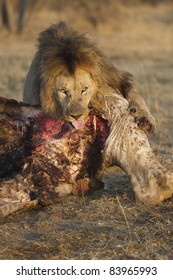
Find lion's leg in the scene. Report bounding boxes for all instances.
[127,90,156,134]
[120,72,156,134]
[102,94,173,204]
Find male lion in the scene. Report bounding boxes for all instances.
[23,21,155,133]
[23,22,173,204]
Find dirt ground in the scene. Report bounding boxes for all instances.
[0,0,173,259]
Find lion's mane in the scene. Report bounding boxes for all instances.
[23,22,133,117]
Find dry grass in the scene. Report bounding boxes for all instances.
[0,0,173,260]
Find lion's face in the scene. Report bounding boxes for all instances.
[54,69,97,122]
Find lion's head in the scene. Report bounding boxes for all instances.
[41,68,97,121]
[23,22,126,121]
[55,69,97,121]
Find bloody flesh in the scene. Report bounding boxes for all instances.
[0,98,109,208]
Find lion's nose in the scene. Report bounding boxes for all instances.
[69,113,83,120]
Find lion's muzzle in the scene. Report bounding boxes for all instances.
[65,102,89,121]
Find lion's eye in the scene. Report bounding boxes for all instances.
[81,87,88,95]
[59,88,67,95]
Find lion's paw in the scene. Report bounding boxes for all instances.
[129,105,156,134]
